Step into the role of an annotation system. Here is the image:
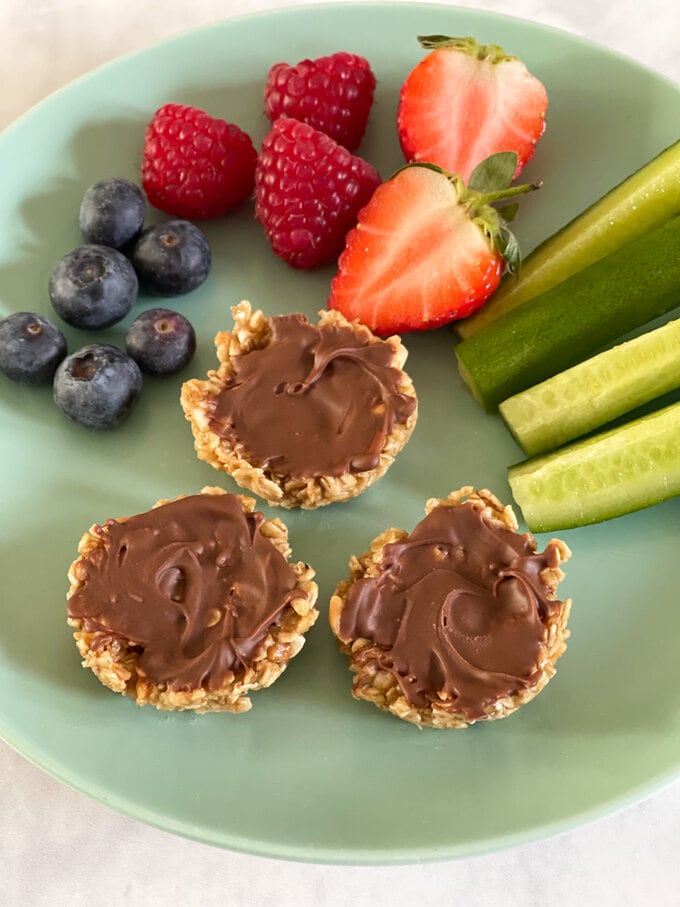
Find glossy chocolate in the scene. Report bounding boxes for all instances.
[67,494,301,691]
[208,313,416,478]
[338,502,565,720]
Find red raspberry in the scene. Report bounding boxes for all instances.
[264,52,376,151]
[141,103,257,219]
[255,117,381,270]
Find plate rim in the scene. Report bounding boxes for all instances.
[3,0,679,141]
[1,0,679,865]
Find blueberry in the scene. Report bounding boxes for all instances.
[78,178,146,249]
[0,312,67,385]
[125,308,196,374]
[53,344,142,429]
[130,220,211,296]
[49,244,138,330]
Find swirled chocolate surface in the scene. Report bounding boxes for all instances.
[207,313,417,478]
[67,493,301,691]
[338,502,566,720]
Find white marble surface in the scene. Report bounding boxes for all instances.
[1,0,679,903]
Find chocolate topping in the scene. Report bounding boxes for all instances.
[338,502,565,720]
[67,494,301,692]
[207,313,417,478]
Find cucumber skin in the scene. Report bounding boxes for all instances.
[499,317,680,456]
[455,215,680,412]
[507,401,680,532]
[458,139,680,338]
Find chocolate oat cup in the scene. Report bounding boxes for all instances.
[180,301,418,509]
[330,487,572,728]
[66,486,318,713]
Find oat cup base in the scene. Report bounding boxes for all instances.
[329,487,572,728]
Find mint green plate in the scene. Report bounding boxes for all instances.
[1,3,679,864]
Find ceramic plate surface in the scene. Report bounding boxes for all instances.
[1,2,679,864]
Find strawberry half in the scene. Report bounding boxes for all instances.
[328,152,539,336]
[397,35,548,182]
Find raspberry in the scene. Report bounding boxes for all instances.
[255,117,381,270]
[264,52,376,151]
[141,103,257,219]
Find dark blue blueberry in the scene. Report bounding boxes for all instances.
[0,311,67,385]
[78,178,146,249]
[49,244,138,330]
[53,344,142,430]
[125,308,196,374]
[130,220,211,296]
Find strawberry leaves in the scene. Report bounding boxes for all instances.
[496,225,521,276]
[416,35,513,64]
[466,151,540,276]
[469,151,518,192]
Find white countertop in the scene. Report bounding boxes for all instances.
[1,1,679,903]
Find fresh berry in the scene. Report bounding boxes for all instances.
[53,344,142,430]
[125,308,196,374]
[397,35,548,182]
[141,103,257,219]
[79,177,146,249]
[328,154,539,335]
[0,312,67,385]
[49,245,138,330]
[130,220,211,296]
[255,117,381,269]
[264,51,376,151]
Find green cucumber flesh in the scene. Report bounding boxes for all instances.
[455,214,680,412]
[499,317,680,455]
[507,400,680,532]
[458,138,680,338]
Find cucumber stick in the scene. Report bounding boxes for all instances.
[508,401,680,532]
[455,214,680,411]
[458,139,680,338]
[500,317,680,455]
